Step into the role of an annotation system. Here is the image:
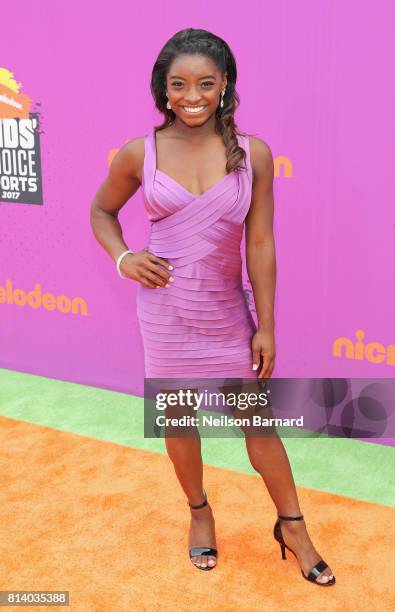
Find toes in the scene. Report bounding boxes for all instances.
[191,554,216,569]
[317,570,334,583]
[317,574,329,583]
[194,555,207,568]
[191,554,203,568]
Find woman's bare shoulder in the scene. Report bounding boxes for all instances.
[249,135,273,161]
[110,136,146,183]
[248,135,274,181]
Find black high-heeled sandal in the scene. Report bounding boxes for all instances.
[273,513,336,586]
[188,489,218,571]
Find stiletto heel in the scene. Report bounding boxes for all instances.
[188,489,218,571]
[273,513,336,586]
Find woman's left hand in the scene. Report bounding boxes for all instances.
[251,327,276,378]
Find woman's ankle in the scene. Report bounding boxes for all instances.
[187,490,207,507]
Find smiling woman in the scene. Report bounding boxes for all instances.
[90,27,336,587]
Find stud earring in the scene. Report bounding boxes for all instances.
[220,88,226,108]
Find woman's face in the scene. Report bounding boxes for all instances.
[165,53,227,125]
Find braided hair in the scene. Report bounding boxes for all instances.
[150,28,248,174]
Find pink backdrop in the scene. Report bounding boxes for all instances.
[1,1,394,400]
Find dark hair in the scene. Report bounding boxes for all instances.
[150,28,248,174]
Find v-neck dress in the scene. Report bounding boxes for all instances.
[137,128,258,378]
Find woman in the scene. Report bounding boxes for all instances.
[90,28,335,586]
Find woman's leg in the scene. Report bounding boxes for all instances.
[245,435,334,583]
[165,433,217,569]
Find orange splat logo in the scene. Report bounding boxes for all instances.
[0,67,43,205]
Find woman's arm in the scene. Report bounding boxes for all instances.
[90,138,173,287]
[90,138,143,262]
[245,136,276,378]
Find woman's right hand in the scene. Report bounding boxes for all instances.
[119,247,174,288]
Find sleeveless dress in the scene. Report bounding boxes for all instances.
[137,128,259,379]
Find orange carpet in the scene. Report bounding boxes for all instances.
[0,415,393,611]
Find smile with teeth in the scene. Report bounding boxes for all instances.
[182,105,206,113]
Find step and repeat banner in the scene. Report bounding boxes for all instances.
[0,2,393,440]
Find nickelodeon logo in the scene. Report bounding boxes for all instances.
[0,280,87,315]
[333,330,395,365]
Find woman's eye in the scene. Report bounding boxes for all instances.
[171,81,215,88]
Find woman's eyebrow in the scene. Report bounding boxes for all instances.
[169,74,217,80]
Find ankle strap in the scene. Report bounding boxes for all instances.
[188,489,207,509]
[278,513,304,521]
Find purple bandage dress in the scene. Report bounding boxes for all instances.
[137,128,259,378]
